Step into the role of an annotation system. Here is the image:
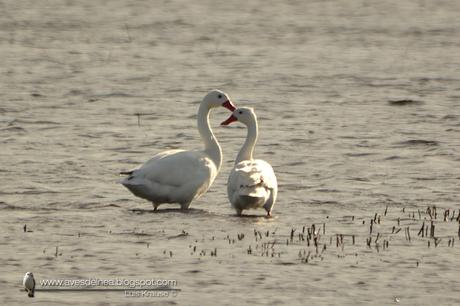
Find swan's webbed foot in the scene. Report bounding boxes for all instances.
[266,210,272,218]
[180,202,191,210]
[235,209,243,216]
[152,203,159,211]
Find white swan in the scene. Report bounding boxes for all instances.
[120,89,236,210]
[221,107,278,216]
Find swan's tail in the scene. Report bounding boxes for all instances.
[238,185,267,198]
[236,172,267,198]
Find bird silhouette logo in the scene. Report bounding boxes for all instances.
[23,272,35,298]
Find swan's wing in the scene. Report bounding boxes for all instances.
[120,149,184,175]
[125,150,215,189]
[228,160,277,197]
[252,160,277,190]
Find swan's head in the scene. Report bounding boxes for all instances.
[203,89,236,111]
[221,107,257,126]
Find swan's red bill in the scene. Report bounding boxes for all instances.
[222,100,236,111]
[221,114,237,126]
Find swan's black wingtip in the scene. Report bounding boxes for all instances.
[119,170,134,176]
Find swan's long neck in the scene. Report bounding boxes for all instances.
[236,120,258,164]
[197,103,222,170]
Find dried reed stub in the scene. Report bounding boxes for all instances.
[418,222,425,237]
[314,236,319,254]
[444,209,450,222]
[366,237,372,248]
[434,238,441,247]
[450,210,456,222]
[405,227,411,242]
[298,232,304,242]
[153,204,457,267]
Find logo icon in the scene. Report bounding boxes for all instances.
[23,272,35,298]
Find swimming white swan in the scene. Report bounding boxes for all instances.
[221,107,278,216]
[121,89,236,210]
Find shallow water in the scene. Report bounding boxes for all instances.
[1,0,459,305]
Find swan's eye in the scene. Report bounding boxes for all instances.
[238,111,243,114]
[218,94,222,99]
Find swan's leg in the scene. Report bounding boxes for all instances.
[152,203,159,211]
[235,208,243,216]
[263,189,277,217]
[180,201,191,210]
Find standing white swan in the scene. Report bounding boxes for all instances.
[120,90,236,210]
[221,107,278,216]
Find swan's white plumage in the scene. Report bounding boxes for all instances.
[122,150,217,208]
[228,160,276,197]
[223,107,278,216]
[120,89,236,210]
[228,160,277,213]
